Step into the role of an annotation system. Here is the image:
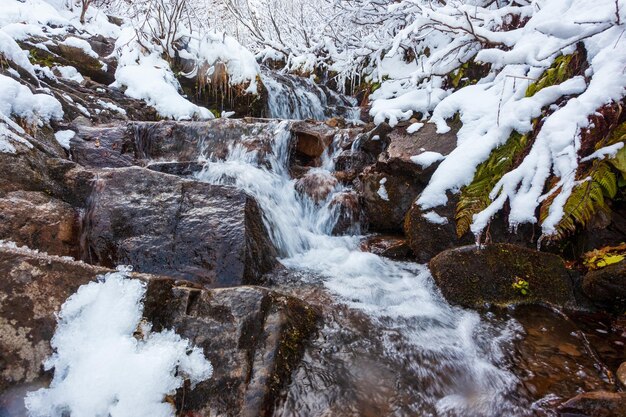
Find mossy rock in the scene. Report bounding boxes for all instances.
[429,243,576,308]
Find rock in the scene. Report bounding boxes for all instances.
[357,166,424,233]
[329,191,362,235]
[618,362,626,388]
[381,122,457,173]
[291,121,336,161]
[404,195,473,262]
[71,120,289,169]
[0,244,109,392]
[295,171,338,202]
[84,167,277,287]
[144,281,318,417]
[146,161,205,177]
[582,260,626,311]
[558,391,626,417]
[71,124,135,168]
[355,123,392,157]
[429,244,576,308]
[356,122,459,233]
[0,191,80,258]
[0,246,318,417]
[55,41,113,85]
[334,149,374,183]
[360,235,412,260]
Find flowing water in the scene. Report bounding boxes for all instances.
[193,122,594,416]
[262,70,360,121]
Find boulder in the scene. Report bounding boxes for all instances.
[356,122,459,233]
[329,191,362,235]
[83,167,277,287]
[558,391,626,417]
[360,235,412,260]
[291,121,336,161]
[295,171,338,202]
[334,149,374,183]
[0,191,80,258]
[0,246,318,417]
[144,281,318,417]
[404,195,473,262]
[429,244,576,308]
[70,120,289,169]
[357,167,423,233]
[582,260,626,311]
[0,244,109,393]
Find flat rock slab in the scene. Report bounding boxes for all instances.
[429,244,576,308]
[84,167,277,287]
[0,247,317,417]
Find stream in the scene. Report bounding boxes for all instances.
[192,122,621,416]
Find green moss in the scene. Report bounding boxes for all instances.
[29,48,56,68]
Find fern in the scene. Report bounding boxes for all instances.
[456,131,528,237]
[525,48,584,98]
[541,161,617,240]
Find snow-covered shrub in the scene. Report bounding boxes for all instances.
[25,268,213,417]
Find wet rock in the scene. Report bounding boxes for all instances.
[558,391,626,417]
[404,195,473,262]
[84,167,277,287]
[0,247,318,417]
[582,260,626,311]
[330,191,362,235]
[295,171,338,202]
[356,122,459,233]
[360,235,411,260]
[334,149,374,183]
[357,167,425,233]
[146,161,204,177]
[618,362,626,388]
[143,281,319,417]
[355,123,392,157]
[70,120,288,169]
[291,121,336,161]
[70,124,135,168]
[0,245,108,392]
[0,191,80,258]
[429,244,576,308]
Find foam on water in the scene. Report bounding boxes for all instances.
[195,121,526,416]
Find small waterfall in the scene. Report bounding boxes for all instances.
[262,69,360,121]
[194,122,527,416]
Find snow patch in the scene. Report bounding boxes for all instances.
[54,130,75,150]
[377,178,389,201]
[25,268,213,417]
[411,151,444,169]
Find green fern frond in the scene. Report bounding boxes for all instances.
[543,161,617,240]
[456,131,528,237]
[526,47,585,98]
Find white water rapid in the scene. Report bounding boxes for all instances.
[262,70,360,121]
[195,122,529,417]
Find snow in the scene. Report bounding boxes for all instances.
[581,142,625,163]
[54,130,75,150]
[411,151,444,169]
[25,268,213,417]
[60,37,99,59]
[407,122,424,134]
[195,32,261,95]
[54,65,84,83]
[112,28,213,121]
[422,211,448,225]
[0,28,36,76]
[377,177,389,201]
[0,74,63,125]
[97,99,127,116]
